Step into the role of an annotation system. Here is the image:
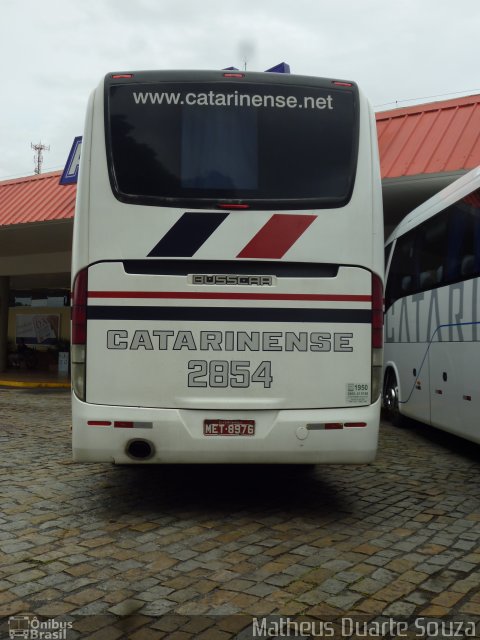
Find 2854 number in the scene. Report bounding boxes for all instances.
[188,360,273,388]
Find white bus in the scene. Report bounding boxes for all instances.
[383,166,480,444]
[71,69,383,464]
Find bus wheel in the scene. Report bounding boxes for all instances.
[383,371,403,427]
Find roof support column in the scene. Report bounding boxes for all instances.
[0,276,9,372]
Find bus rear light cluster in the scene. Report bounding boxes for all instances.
[71,268,88,401]
[371,274,383,350]
[87,420,153,429]
[308,422,367,430]
[116,421,153,428]
[72,269,88,345]
[325,422,367,429]
[371,273,384,402]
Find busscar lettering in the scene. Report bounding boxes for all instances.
[191,274,273,286]
[106,330,354,352]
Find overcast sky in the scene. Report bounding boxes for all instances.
[1,0,479,180]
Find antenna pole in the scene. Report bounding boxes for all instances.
[31,141,50,174]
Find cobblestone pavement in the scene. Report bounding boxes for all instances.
[0,387,479,638]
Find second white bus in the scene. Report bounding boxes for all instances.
[72,68,383,464]
[383,166,480,444]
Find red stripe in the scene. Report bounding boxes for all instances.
[88,291,371,302]
[237,214,316,259]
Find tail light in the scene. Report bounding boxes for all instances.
[71,268,88,400]
[371,273,384,402]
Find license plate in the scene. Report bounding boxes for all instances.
[203,419,255,436]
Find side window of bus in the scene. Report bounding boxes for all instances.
[386,188,480,312]
[384,242,393,272]
[384,230,416,310]
[446,190,480,282]
[416,212,448,290]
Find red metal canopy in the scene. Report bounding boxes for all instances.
[376,93,480,179]
[0,171,75,227]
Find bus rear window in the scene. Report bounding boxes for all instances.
[106,80,358,209]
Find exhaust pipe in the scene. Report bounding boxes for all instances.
[126,439,155,461]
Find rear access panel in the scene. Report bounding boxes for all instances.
[85,261,373,410]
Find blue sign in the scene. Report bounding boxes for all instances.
[59,136,82,185]
[223,63,291,74]
[265,62,291,74]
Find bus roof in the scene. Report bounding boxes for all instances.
[385,165,480,245]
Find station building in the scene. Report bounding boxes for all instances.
[1,93,480,372]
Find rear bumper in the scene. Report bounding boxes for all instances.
[72,395,381,464]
